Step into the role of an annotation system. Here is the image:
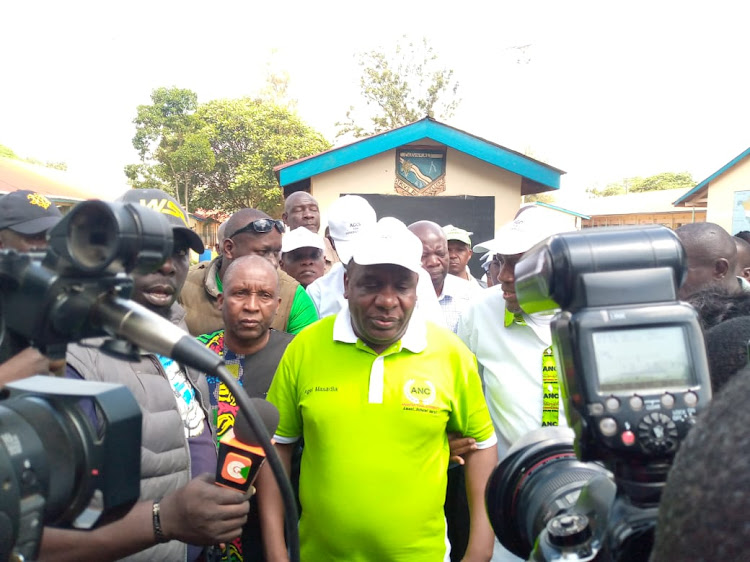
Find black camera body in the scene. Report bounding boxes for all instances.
[0,199,174,560]
[486,225,712,561]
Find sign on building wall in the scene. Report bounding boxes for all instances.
[732,190,750,233]
[394,147,446,196]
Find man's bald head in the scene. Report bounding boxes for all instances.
[283,191,320,233]
[219,255,281,352]
[223,254,279,295]
[408,220,449,295]
[675,222,739,299]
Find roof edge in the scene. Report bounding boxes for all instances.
[674,146,750,206]
[275,117,565,190]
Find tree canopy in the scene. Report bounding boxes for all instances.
[125,87,330,215]
[336,36,460,139]
[586,172,696,197]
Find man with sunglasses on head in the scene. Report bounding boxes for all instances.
[180,208,319,338]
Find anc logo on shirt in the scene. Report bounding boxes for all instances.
[403,378,437,406]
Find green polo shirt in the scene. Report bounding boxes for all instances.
[267,308,495,561]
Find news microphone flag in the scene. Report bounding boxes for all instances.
[215,398,280,492]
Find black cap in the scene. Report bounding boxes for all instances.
[0,190,63,235]
[119,189,205,254]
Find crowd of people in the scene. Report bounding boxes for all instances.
[1,186,750,561]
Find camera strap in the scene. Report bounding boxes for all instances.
[542,347,560,427]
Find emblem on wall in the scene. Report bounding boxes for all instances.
[395,147,447,196]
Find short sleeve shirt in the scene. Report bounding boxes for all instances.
[267,307,495,561]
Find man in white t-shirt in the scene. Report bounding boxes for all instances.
[457,205,574,562]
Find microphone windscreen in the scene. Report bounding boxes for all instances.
[233,398,280,446]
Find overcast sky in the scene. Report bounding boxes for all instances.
[3,1,750,203]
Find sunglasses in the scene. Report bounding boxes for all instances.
[229,218,285,238]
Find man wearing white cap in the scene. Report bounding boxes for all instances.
[458,205,573,561]
[260,218,498,562]
[443,224,486,290]
[280,227,326,288]
[307,196,446,327]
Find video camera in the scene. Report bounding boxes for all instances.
[485,225,712,561]
[0,199,172,560]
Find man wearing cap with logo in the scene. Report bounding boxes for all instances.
[259,218,498,562]
[180,207,318,337]
[307,196,446,326]
[44,189,251,562]
[282,191,338,272]
[0,190,65,385]
[457,205,572,561]
[443,224,486,290]
[279,227,326,288]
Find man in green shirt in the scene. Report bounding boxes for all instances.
[260,218,498,562]
[180,208,318,337]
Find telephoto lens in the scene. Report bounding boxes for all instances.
[485,427,611,559]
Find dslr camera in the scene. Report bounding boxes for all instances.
[485,225,712,561]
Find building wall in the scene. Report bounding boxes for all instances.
[584,210,706,229]
[310,143,527,232]
[705,156,750,233]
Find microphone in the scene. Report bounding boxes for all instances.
[91,295,225,374]
[216,399,280,492]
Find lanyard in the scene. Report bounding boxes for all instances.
[505,308,560,426]
[542,346,559,427]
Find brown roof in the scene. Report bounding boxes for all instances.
[0,157,102,202]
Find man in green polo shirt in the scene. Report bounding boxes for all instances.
[260,218,497,562]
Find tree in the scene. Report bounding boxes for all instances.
[336,36,460,138]
[586,172,696,197]
[125,87,214,214]
[127,86,330,215]
[191,97,330,215]
[628,172,696,193]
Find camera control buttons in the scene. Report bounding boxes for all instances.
[684,391,698,407]
[661,393,675,408]
[621,430,636,446]
[638,412,679,453]
[605,396,620,411]
[599,417,617,436]
[629,395,644,410]
[590,403,604,416]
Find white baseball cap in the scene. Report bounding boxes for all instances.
[474,205,573,257]
[350,217,423,274]
[327,195,377,263]
[281,226,325,253]
[443,224,473,246]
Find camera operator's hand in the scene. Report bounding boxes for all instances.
[0,347,60,387]
[448,432,477,465]
[159,473,251,544]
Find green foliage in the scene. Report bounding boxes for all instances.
[628,172,696,193]
[586,172,696,197]
[523,192,556,204]
[336,36,460,138]
[0,144,18,159]
[192,98,330,215]
[0,144,67,170]
[126,87,330,215]
[127,87,210,213]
